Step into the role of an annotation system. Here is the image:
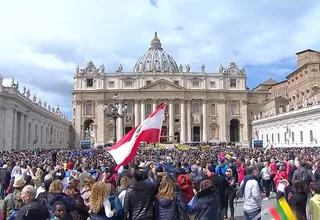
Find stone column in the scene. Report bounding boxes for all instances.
[241,100,249,145]
[19,113,24,150]
[180,99,186,143]
[152,100,157,112]
[141,100,145,121]
[80,125,85,142]
[239,124,243,142]
[219,100,227,142]
[94,124,98,144]
[75,100,83,147]
[117,102,124,140]
[12,110,18,149]
[202,100,208,142]
[168,100,174,142]
[187,100,192,142]
[97,100,105,145]
[4,108,13,150]
[134,100,140,127]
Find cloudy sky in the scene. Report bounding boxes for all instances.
[1,0,320,118]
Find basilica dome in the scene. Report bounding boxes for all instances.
[133,32,179,73]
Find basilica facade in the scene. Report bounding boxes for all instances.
[72,32,250,147]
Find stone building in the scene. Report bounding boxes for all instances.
[72,32,250,147]
[0,76,73,150]
[251,49,320,147]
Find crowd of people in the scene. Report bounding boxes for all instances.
[0,146,319,220]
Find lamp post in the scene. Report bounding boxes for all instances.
[102,94,127,143]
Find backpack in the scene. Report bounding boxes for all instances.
[294,168,308,183]
[9,192,19,220]
[108,195,123,219]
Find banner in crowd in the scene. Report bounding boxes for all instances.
[106,103,166,170]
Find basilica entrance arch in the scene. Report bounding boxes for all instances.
[174,132,180,143]
[230,119,240,142]
[83,119,94,139]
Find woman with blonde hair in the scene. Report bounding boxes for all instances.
[89,181,117,219]
[155,175,187,220]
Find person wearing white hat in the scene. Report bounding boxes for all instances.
[3,174,26,219]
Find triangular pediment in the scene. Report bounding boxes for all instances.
[140,79,185,91]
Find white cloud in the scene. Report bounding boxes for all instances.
[1,0,320,118]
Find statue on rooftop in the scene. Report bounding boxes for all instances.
[201,65,205,73]
[23,87,26,95]
[219,65,224,73]
[186,64,190,73]
[179,64,183,72]
[33,94,37,103]
[0,74,3,86]
[26,89,30,98]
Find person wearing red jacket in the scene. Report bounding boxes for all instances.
[237,160,245,184]
[177,174,194,204]
[273,165,289,200]
[269,158,278,192]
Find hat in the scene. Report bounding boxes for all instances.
[2,164,8,169]
[191,165,198,173]
[13,175,26,188]
[138,162,146,169]
[207,165,216,173]
[156,164,163,172]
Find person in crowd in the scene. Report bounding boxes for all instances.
[117,176,129,206]
[260,161,271,200]
[309,182,320,220]
[269,158,278,193]
[289,179,308,220]
[65,178,89,220]
[78,165,91,189]
[15,185,50,220]
[50,201,66,220]
[216,158,229,177]
[123,169,156,220]
[116,164,130,187]
[240,165,262,220]
[81,176,95,206]
[206,165,229,220]
[3,174,26,220]
[155,175,187,220]
[237,159,245,184]
[225,168,236,220]
[273,164,289,200]
[188,179,220,220]
[177,174,194,204]
[89,181,117,219]
[0,164,11,199]
[313,161,320,182]
[46,179,77,220]
[37,174,54,199]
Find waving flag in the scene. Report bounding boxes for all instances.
[263,144,271,154]
[269,197,297,220]
[106,103,166,170]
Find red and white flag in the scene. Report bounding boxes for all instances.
[106,103,166,170]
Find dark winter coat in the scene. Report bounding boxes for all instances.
[123,180,157,220]
[155,190,187,220]
[188,187,220,220]
[15,199,50,220]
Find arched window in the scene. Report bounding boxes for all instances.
[146,104,152,115]
[210,104,216,115]
[193,103,199,113]
[174,103,180,115]
[86,103,93,116]
[231,103,238,115]
[126,103,133,114]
